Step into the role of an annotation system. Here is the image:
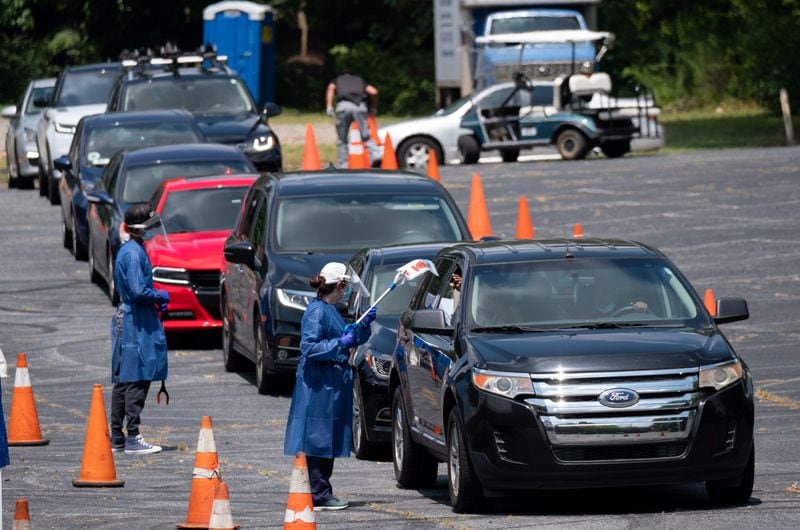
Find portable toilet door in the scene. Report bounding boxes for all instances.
[202,1,276,105]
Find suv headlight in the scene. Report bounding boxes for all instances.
[152,267,191,285]
[246,134,275,152]
[54,122,76,134]
[699,360,743,391]
[366,352,392,379]
[276,288,315,312]
[472,368,534,399]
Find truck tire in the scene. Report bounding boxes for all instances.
[501,149,520,162]
[447,409,484,513]
[392,387,438,488]
[601,139,631,158]
[706,443,754,505]
[397,136,442,172]
[556,129,590,160]
[458,135,481,165]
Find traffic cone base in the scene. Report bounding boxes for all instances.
[426,150,441,182]
[284,452,316,529]
[13,498,31,530]
[177,416,223,529]
[347,122,367,169]
[380,133,398,170]
[73,384,124,487]
[208,481,239,530]
[8,353,49,446]
[573,223,584,238]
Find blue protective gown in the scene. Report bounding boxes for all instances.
[110,240,168,383]
[284,298,370,458]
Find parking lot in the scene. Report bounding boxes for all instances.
[1,146,799,528]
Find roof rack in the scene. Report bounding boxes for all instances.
[118,42,229,77]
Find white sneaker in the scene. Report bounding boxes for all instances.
[124,434,162,454]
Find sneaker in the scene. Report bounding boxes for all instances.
[111,445,125,453]
[314,497,349,511]
[124,434,162,454]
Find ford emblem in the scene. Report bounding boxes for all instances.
[598,388,639,408]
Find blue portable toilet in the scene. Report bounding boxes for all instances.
[203,1,276,105]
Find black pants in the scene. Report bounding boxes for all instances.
[110,380,151,447]
[306,455,335,504]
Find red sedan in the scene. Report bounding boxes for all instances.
[146,174,259,332]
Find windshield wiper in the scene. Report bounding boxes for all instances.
[560,322,683,330]
[471,325,549,333]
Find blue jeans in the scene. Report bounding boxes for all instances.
[335,101,380,167]
[306,455,335,504]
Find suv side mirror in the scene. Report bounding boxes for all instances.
[54,155,72,172]
[1,105,17,118]
[714,297,749,324]
[84,189,114,205]
[224,241,255,268]
[411,309,453,336]
[262,102,282,118]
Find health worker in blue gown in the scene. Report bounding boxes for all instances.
[284,262,376,511]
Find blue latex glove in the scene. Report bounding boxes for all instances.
[343,323,357,334]
[158,289,170,303]
[362,307,377,325]
[340,331,357,349]
[160,301,169,313]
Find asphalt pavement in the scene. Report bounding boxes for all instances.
[1,146,799,528]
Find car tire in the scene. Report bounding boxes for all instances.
[706,443,755,505]
[72,212,87,261]
[396,136,442,172]
[556,129,590,160]
[38,165,47,197]
[61,214,73,250]
[392,387,438,488]
[254,317,277,395]
[7,155,17,188]
[19,176,35,190]
[88,232,102,284]
[458,135,481,165]
[107,249,119,306]
[48,173,60,205]
[600,139,631,159]
[447,408,484,513]
[352,383,377,460]
[221,294,249,372]
[501,149,520,163]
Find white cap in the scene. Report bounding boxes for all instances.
[320,262,349,284]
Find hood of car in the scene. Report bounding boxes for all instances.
[469,328,735,373]
[193,113,267,145]
[378,114,461,143]
[269,251,354,291]
[146,231,231,270]
[47,104,108,126]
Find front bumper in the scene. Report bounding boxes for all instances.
[243,147,282,173]
[156,273,223,331]
[355,369,391,443]
[460,379,754,493]
[16,143,41,177]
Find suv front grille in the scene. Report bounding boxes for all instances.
[493,61,593,82]
[553,442,688,462]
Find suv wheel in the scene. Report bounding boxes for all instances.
[391,387,438,488]
[397,136,441,171]
[72,213,87,261]
[38,165,47,197]
[61,215,73,250]
[458,135,481,165]
[88,233,101,284]
[556,129,590,160]
[706,443,755,505]
[352,383,376,460]
[254,318,277,394]
[221,295,248,372]
[600,139,631,159]
[48,171,60,205]
[447,409,484,513]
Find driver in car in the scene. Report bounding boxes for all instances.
[592,280,648,316]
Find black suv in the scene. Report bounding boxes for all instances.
[106,49,282,172]
[391,239,754,512]
[221,169,471,395]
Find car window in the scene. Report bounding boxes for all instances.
[468,258,702,328]
[83,123,202,166]
[250,191,268,259]
[368,265,429,316]
[489,15,582,34]
[26,86,54,114]
[274,194,463,252]
[103,155,123,195]
[56,68,118,106]
[121,159,251,203]
[417,258,453,311]
[121,77,254,115]
[161,186,250,233]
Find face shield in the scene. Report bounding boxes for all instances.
[125,212,164,240]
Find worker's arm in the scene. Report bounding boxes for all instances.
[366,84,378,115]
[325,83,336,114]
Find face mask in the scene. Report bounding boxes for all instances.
[342,283,353,298]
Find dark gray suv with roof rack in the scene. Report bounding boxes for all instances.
[106,49,282,172]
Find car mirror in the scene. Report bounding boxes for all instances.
[411,309,453,336]
[1,105,17,118]
[33,97,49,108]
[84,189,113,205]
[224,241,255,268]
[54,156,72,172]
[262,102,282,118]
[713,297,749,324]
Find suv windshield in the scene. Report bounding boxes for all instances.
[122,160,252,203]
[490,15,582,34]
[468,258,703,329]
[121,77,254,115]
[275,194,463,252]
[56,69,118,106]
[84,123,202,166]
[161,187,250,233]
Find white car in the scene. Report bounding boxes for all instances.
[378,76,663,171]
[36,62,119,203]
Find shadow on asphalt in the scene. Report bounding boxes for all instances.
[166,329,222,350]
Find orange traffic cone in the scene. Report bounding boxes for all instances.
[516,196,535,239]
[367,114,382,145]
[7,353,49,446]
[73,384,124,487]
[427,150,441,182]
[301,123,321,171]
[177,416,222,528]
[467,173,492,240]
[208,481,236,530]
[13,498,31,530]
[347,123,367,169]
[380,133,398,170]
[573,223,584,238]
[704,288,717,316]
[284,452,316,529]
